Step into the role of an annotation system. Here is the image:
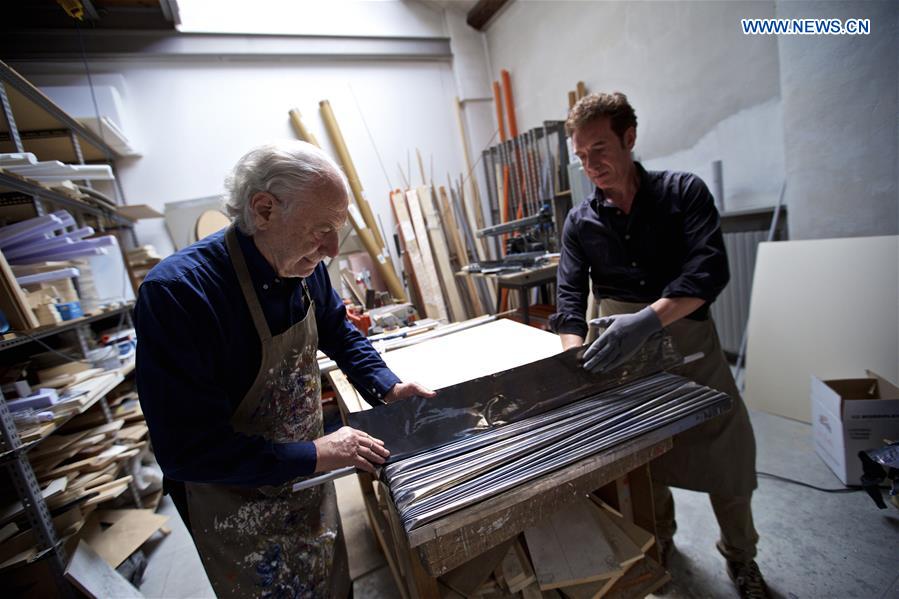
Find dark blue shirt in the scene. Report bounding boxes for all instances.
[134,228,401,487]
[550,163,729,339]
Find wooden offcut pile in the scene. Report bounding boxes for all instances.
[437,496,666,599]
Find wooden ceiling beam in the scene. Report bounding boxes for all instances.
[466,0,510,31]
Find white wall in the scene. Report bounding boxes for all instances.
[484,0,783,213]
[776,1,898,240]
[18,57,467,261]
[483,0,897,236]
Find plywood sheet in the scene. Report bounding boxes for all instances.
[744,236,898,422]
[65,540,144,599]
[380,318,561,390]
[416,185,467,322]
[524,498,622,590]
[391,189,445,320]
[81,509,169,568]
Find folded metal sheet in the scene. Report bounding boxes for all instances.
[348,334,681,461]
[386,373,731,531]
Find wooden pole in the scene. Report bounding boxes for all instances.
[348,203,407,302]
[501,69,519,138]
[453,97,486,232]
[288,108,320,148]
[416,148,427,186]
[576,81,587,100]
[319,100,386,250]
[318,100,404,301]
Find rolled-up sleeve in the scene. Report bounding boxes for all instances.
[661,176,730,302]
[136,281,317,486]
[312,266,400,405]
[550,211,591,338]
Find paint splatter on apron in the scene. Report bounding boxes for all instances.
[600,299,758,497]
[184,227,349,598]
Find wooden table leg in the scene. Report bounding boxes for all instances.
[628,464,660,563]
[518,287,529,324]
[381,483,441,598]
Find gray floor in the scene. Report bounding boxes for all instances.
[138,410,899,598]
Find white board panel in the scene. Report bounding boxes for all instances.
[381,319,562,391]
[744,236,899,422]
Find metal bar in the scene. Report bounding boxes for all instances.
[0,390,68,582]
[291,466,356,492]
[0,172,131,225]
[0,81,25,152]
[476,210,551,238]
[74,324,92,357]
[69,130,94,191]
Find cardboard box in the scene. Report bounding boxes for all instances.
[811,371,899,485]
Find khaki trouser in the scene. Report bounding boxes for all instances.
[654,483,760,563]
[597,298,760,564]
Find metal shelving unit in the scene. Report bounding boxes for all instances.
[0,171,132,228]
[0,62,141,592]
[0,303,132,353]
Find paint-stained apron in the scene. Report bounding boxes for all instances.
[184,226,349,598]
[600,298,758,497]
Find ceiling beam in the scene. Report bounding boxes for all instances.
[466,0,510,31]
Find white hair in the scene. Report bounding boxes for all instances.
[223,140,350,234]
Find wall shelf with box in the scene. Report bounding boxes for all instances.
[0,62,155,595]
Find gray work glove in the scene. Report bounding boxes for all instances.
[582,306,662,373]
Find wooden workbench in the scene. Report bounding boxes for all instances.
[329,318,670,598]
[458,263,558,325]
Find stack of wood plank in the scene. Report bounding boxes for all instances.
[390,184,491,323]
[0,408,152,575]
[11,370,125,444]
[125,245,161,288]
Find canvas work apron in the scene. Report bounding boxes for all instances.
[600,298,758,497]
[184,227,349,598]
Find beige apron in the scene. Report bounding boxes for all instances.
[184,227,349,598]
[600,299,758,497]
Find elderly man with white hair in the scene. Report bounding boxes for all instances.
[135,140,432,598]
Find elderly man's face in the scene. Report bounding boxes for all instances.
[252,178,349,278]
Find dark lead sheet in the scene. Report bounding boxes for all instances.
[347,333,681,461]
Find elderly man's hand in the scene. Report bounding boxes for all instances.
[384,382,436,404]
[313,426,389,474]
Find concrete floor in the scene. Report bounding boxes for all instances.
[138,410,899,598]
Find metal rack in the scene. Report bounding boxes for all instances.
[0,59,133,238]
[480,120,571,257]
[0,62,141,591]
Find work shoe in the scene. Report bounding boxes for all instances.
[725,559,770,599]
